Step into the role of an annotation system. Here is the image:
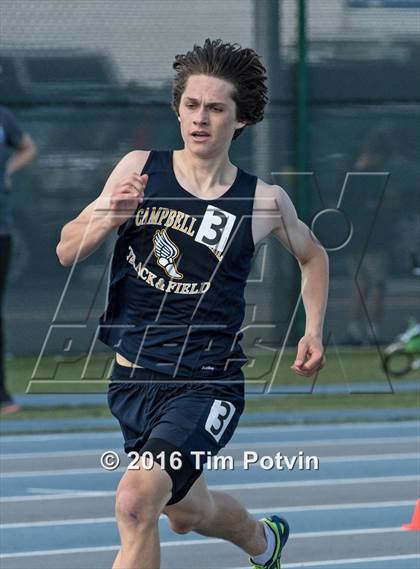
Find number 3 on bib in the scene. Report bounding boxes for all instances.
[205,400,236,442]
[195,205,236,254]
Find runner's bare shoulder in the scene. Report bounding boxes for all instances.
[76,150,151,224]
[251,179,284,244]
[100,150,151,198]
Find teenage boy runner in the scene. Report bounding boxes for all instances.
[57,39,328,569]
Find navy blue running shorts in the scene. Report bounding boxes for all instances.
[108,362,245,505]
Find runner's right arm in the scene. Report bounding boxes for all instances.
[56,150,149,266]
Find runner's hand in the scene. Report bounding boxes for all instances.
[291,335,326,377]
[106,173,148,228]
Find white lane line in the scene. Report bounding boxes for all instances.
[1,517,115,529]
[1,474,419,502]
[1,421,418,442]
[235,421,420,433]
[2,467,116,477]
[214,475,420,492]
[2,452,419,478]
[236,553,420,568]
[0,491,115,503]
[1,449,107,460]
[0,491,114,503]
[286,527,404,538]
[233,452,419,468]
[227,436,420,450]
[0,527,406,559]
[26,488,87,494]
[0,545,119,559]
[1,500,415,529]
[0,432,122,443]
[2,436,419,459]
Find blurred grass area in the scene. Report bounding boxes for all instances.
[1,405,114,421]
[7,348,419,394]
[244,392,420,415]
[1,349,418,424]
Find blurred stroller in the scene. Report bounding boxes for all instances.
[382,253,420,377]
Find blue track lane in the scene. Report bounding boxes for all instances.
[1,421,419,567]
[1,457,419,498]
[1,505,413,554]
[1,421,419,454]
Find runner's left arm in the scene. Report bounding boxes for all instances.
[270,185,329,377]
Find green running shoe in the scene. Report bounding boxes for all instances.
[249,515,290,569]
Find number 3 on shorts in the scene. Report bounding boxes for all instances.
[205,400,236,443]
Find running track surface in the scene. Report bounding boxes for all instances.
[1,421,419,568]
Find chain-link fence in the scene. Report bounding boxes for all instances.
[1,0,419,357]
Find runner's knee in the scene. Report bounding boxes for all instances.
[115,471,172,526]
[115,489,159,526]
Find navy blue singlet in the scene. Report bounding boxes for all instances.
[98,150,257,378]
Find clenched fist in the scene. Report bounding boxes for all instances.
[106,173,148,228]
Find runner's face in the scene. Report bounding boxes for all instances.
[178,75,245,155]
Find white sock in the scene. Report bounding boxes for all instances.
[251,521,276,565]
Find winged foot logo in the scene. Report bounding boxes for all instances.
[152,228,183,279]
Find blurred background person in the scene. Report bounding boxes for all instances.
[343,122,401,345]
[0,105,37,413]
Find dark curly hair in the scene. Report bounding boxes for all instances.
[172,38,268,140]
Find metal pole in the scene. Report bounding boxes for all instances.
[253,0,280,178]
[295,0,309,339]
[297,0,308,222]
[253,0,284,352]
